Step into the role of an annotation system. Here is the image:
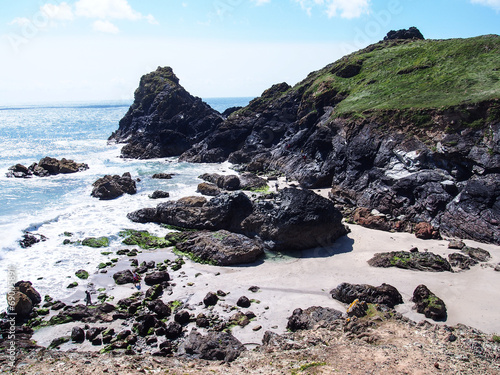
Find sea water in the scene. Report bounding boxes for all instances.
[0,97,252,311]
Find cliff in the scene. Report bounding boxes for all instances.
[112,33,500,244]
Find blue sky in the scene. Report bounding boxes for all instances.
[0,0,499,104]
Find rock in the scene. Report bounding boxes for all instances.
[19,232,47,248]
[86,327,105,341]
[448,253,478,270]
[174,310,191,325]
[9,290,33,320]
[144,271,170,286]
[145,284,163,300]
[203,292,219,307]
[152,173,172,179]
[7,158,88,178]
[147,300,171,318]
[113,270,134,285]
[75,270,89,280]
[384,27,425,40]
[197,182,221,196]
[461,246,491,262]
[91,173,137,200]
[346,299,368,318]
[239,173,268,190]
[412,284,447,321]
[196,313,210,328]
[6,163,31,178]
[448,240,466,249]
[249,286,260,293]
[286,306,343,331]
[14,281,42,305]
[108,67,223,159]
[199,173,241,191]
[149,190,170,199]
[352,207,393,232]
[236,296,251,308]
[229,312,250,327]
[181,330,245,362]
[414,222,440,240]
[136,314,159,336]
[174,230,265,266]
[82,236,110,248]
[367,251,453,272]
[165,322,183,339]
[48,336,70,349]
[330,282,403,308]
[71,327,85,342]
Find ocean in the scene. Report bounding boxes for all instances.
[0,97,253,311]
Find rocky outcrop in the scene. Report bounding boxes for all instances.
[170,230,264,266]
[384,27,425,40]
[286,306,343,331]
[180,330,245,362]
[129,188,348,251]
[368,251,453,272]
[91,173,137,200]
[6,157,88,178]
[108,67,222,159]
[113,270,135,285]
[412,284,447,321]
[19,232,47,248]
[330,282,403,308]
[196,182,221,196]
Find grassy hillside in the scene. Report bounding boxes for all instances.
[298,35,500,116]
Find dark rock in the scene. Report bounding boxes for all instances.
[249,286,260,293]
[108,66,222,159]
[144,271,170,286]
[414,222,440,240]
[367,251,452,272]
[352,207,393,232]
[145,284,163,300]
[48,336,70,349]
[196,313,210,328]
[10,290,33,320]
[229,312,250,327]
[6,163,31,178]
[448,240,466,250]
[239,173,268,190]
[412,284,447,321]
[19,233,47,248]
[149,190,170,199]
[216,290,227,297]
[174,230,264,266]
[197,182,221,196]
[175,310,191,325]
[448,253,478,270]
[461,246,491,262]
[181,330,245,362]
[330,282,403,308]
[221,106,241,118]
[346,299,368,318]
[165,322,183,339]
[384,27,425,40]
[7,158,88,178]
[236,296,251,308]
[286,306,343,331]
[91,173,137,200]
[203,292,219,307]
[147,300,171,318]
[152,173,172,179]
[71,327,85,343]
[113,270,134,285]
[14,281,42,305]
[86,327,105,341]
[199,173,240,191]
[99,303,115,314]
[136,314,159,336]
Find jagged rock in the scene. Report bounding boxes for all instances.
[196,313,210,328]
[180,330,245,362]
[368,251,453,272]
[14,281,41,305]
[71,327,85,343]
[9,290,33,320]
[414,222,440,240]
[236,296,251,308]
[199,173,240,190]
[147,300,171,318]
[149,190,170,199]
[152,173,172,179]
[136,314,159,336]
[461,246,491,262]
[173,230,264,266]
[196,182,221,196]
[175,310,191,325]
[239,173,268,190]
[286,306,343,331]
[6,157,88,178]
[91,172,137,200]
[6,163,31,178]
[384,27,425,40]
[86,327,105,341]
[412,285,447,321]
[346,299,368,318]
[109,67,223,159]
[352,207,393,232]
[448,240,466,249]
[145,284,163,300]
[203,292,219,307]
[448,253,478,270]
[113,270,134,285]
[144,271,170,286]
[165,322,183,339]
[19,232,47,248]
[330,282,403,308]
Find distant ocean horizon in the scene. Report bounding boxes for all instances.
[0,97,252,311]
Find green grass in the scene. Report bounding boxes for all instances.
[291,362,327,374]
[291,35,500,117]
[492,335,500,343]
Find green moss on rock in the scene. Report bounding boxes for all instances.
[82,237,110,248]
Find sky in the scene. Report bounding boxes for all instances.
[0,0,499,104]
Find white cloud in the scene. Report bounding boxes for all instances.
[295,0,371,19]
[252,0,271,5]
[470,0,500,11]
[76,0,140,20]
[8,17,31,27]
[41,2,74,21]
[92,20,119,34]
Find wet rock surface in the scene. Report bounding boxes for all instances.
[6,157,89,178]
[91,172,137,200]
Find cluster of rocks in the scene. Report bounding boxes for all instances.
[128,187,348,253]
[91,172,137,200]
[6,157,89,178]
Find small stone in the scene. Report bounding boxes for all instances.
[248,286,260,293]
[252,325,262,331]
[237,296,251,308]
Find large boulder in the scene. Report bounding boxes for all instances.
[180,330,245,362]
[172,230,264,266]
[286,306,343,331]
[91,172,137,200]
[412,284,447,321]
[196,183,221,197]
[6,157,88,178]
[9,290,33,320]
[144,271,170,286]
[108,66,222,159]
[384,27,425,40]
[367,251,453,272]
[113,270,134,285]
[330,282,403,308]
[14,281,42,305]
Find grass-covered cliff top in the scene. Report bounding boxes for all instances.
[297,35,500,116]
